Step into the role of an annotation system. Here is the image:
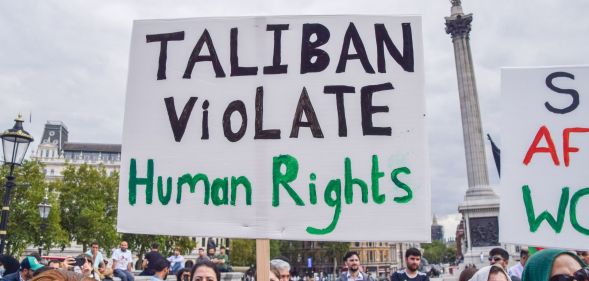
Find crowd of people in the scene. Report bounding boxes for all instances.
[458,247,589,281]
[0,240,232,281]
[0,243,587,281]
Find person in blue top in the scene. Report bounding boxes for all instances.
[391,248,429,281]
[86,242,105,272]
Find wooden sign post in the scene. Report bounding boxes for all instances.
[256,239,270,281]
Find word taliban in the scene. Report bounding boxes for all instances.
[128,154,413,235]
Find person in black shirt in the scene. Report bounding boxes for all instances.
[391,248,429,281]
[139,243,165,276]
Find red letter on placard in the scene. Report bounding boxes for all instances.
[563,127,589,167]
[523,126,560,166]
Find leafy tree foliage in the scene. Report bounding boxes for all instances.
[422,240,456,264]
[58,164,119,252]
[0,160,68,256]
[231,239,255,266]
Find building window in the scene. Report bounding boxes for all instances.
[355,242,360,247]
[50,169,54,175]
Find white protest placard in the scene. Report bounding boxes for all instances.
[118,15,429,242]
[501,66,589,249]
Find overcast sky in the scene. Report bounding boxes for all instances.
[1,0,588,238]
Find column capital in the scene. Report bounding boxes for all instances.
[445,13,473,39]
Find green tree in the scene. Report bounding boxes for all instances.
[321,242,349,277]
[0,160,69,256]
[58,164,119,252]
[231,239,255,266]
[422,240,456,264]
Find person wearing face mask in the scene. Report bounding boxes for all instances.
[111,241,134,281]
[522,249,588,281]
[0,255,19,277]
[0,256,45,281]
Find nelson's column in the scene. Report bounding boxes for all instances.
[445,0,500,261]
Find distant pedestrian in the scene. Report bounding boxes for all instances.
[336,251,369,281]
[391,248,429,281]
[167,248,184,274]
[111,241,134,281]
[508,249,528,280]
[86,241,104,272]
[212,246,230,272]
[196,248,209,264]
[140,243,164,276]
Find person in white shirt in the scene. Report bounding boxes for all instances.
[167,248,185,274]
[112,241,135,281]
[508,249,529,281]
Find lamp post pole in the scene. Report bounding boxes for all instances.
[38,192,51,256]
[0,115,34,254]
[0,167,16,254]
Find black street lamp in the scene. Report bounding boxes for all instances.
[37,191,51,256]
[0,115,34,254]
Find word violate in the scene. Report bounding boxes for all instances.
[127,154,414,235]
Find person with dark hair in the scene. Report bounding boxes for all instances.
[184,260,194,270]
[190,261,221,281]
[111,241,134,281]
[522,249,588,281]
[1,256,45,281]
[167,248,184,274]
[508,249,529,280]
[0,255,20,276]
[140,243,164,276]
[391,248,429,281]
[336,251,369,281]
[489,248,510,271]
[150,259,169,281]
[212,246,229,272]
[85,242,106,278]
[175,268,191,281]
[196,248,209,264]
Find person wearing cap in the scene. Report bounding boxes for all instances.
[150,259,170,281]
[522,249,589,281]
[196,248,209,264]
[0,256,44,281]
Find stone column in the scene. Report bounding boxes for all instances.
[445,0,500,262]
[445,0,489,189]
